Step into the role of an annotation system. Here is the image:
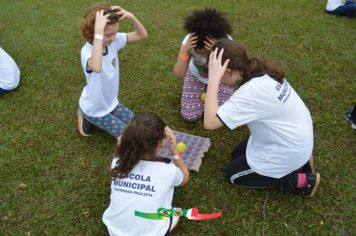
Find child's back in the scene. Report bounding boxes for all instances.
[103,112,189,236]
[103,158,183,235]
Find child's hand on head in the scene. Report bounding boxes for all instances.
[208,48,230,82]
[181,33,197,55]
[204,36,216,51]
[95,10,110,34]
[111,6,134,21]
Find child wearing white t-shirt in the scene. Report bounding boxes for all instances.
[77,3,147,142]
[103,112,189,236]
[0,47,20,95]
[204,39,320,197]
[173,8,234,122]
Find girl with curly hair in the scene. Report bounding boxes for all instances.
[103,112,189,235]
[77,3,147,143]
[173,8,234,122]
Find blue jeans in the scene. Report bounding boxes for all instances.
[0,87,10,95]
[326,0,356,15]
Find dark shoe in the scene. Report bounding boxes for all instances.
[301,173,320,197]
[345,110,356,129]
[77,110,93,137]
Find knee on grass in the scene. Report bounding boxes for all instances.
[180,111,202,122]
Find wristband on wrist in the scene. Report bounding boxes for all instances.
[94,34,104,40]
[179,53,190,61]
[173,153,182,160]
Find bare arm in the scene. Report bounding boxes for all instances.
[173,33,197,80]
[173,154,189,186]
[88,10,110,73]
[126,14,148,42]
[165,127,189,186]
[204,48,229,130]
[112,6,148,42]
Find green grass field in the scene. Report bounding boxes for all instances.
[0,0,355,235]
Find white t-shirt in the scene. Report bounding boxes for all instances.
[0,47,20,90]
[217,75,313,178]
[103,158,184,236]
[326,0,344,11]
[79,33,128,117]
[182,34,232,84]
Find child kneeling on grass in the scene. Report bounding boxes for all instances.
[103,112,189,235]
[77,3,147,143]
[173,8,234,122]
[204,39,320,197]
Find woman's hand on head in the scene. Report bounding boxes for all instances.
[164,127,178,155]
[208,48,229,83]
[95,10,110,34]
[181,33,197,55]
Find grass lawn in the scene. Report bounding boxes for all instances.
[0,0,355,235]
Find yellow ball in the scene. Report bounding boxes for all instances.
[176,142,187,153]
[200,93,206,102]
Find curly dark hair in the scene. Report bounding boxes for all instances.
[184,8,232,48]
[80,3,121,44]
[111,112,166,179]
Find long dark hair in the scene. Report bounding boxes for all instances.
[212,39,285,85]
[111,112,166,179]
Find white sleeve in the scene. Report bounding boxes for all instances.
[80,45,92,74]
[115,33,128,50]
[171,165,184,187]
[217,89,258,130]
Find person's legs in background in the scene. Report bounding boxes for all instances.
[0,87,10,95]
[345,0,356,6]
[326,4,356,15]
[345,105,356,129]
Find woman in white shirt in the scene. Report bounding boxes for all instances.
[204,39,320,197]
